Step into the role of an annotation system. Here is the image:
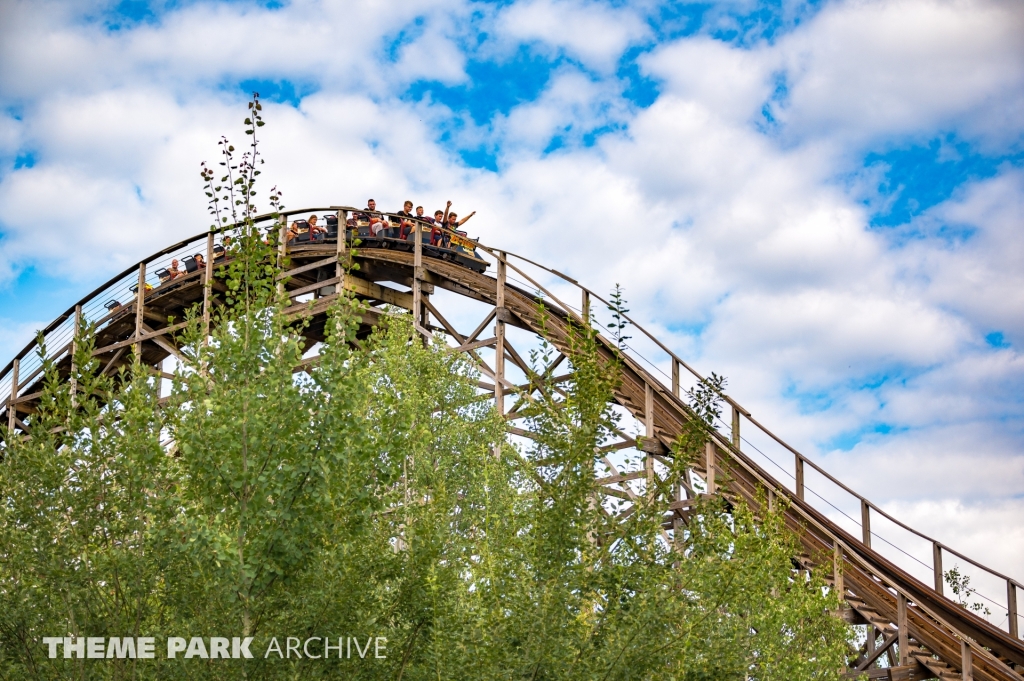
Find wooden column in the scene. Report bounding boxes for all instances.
[412,222,423,330]
[336,210,347,290]
[581,289,590,323]
[861,500,872,547]
[494,252,507,415]
[134,263,146,359]
[933,543,944,594]
[795,454,805,500]
[70,304,82,408]
[645,382,655,500]
[7,358,19,432]
[277,215,288,295]
[961,640,973,681]
[1008,581,1019,639]
[767,487,775,512]
[731,405,740,450]
[203,232,214,342]
[671,360,679,399]
[833,543,844,599]
[866,623,876,657]
[705,441,716,495]
[897,594,909,666]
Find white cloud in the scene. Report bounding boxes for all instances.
[494,0,650,72]
[773,0,1024,147]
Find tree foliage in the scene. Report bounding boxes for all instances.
[0,96,852,680]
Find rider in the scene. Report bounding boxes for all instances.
[360,199,387,236]
[396,200,416,239]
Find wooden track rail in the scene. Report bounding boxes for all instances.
[1,208,1022,679]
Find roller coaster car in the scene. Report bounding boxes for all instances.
[104,300,121,312]
[182,256,198,273]
[155,268,172,284]
[345,218,489,274]
[213,244,226,259]
[289,219,328,244]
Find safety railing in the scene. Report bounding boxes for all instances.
[2,207,1020,649]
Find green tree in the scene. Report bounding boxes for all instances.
[0,95,851,680]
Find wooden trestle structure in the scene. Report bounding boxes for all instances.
[2,206,1022,680]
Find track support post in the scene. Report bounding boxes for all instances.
[71,304,82,408]
[134,263,146,360]
[833,543,844,600]
[277,214,288,295]
[897,594,908,666]
[795,454,805,500]
[336,210,347,292]
[7,358,19,433]
[203,232,214,342]
[861,499,871,547]
[705,440,716,495]
[494,252,507,415]
[933,542,943,594]
[1009,580,1019,639]
[645,382,655,500]
[961,640,973,681]
[731,405,740,450]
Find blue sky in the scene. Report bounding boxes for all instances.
[1,0,1023,583]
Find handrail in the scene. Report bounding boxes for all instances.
[1,205,1020,645]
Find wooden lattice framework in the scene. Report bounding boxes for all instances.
[2,206,1022,681]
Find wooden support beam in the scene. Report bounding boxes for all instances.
[71,304,81,408]
[456,337,497,353]
[336,210,347,300]
[100,348,127,377]
[288,276,343,300]
[203,232,214,342]
[581,289,590,322]
[92,321,190,357]
[411,224,431,339]
[855,631,897,672]
[961,640,972,681]
[144,329,189,365]
[834,543,844,599]
[705,440,716,495]
[897,594,909,666]
[495,252,507,416]
[7,358,19,432]
[277,215,287,295]
[277,255,337,281]
[862,499,872,547]
[671,359,679,399]
[795,454,805,500]
[1008,580,1018,639]
[134,262,146,359]
[731,405,740,450]
[645,382,655,500]
[933,542,944,595]
[345,275,413,310]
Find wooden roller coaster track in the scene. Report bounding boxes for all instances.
[1,207,1022,681]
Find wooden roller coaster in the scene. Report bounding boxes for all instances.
[2,207,1022,680]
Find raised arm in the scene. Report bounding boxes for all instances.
[458,210,476,226]
[442,200,452,227]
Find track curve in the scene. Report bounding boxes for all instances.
[2,207,1022,680]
